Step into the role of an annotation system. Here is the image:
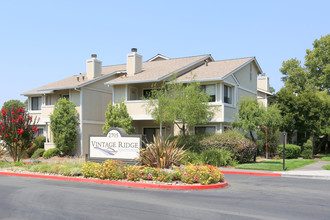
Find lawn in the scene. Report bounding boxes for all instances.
[322,164,330,170]
[315,154,330,161]
[235,159,317,171]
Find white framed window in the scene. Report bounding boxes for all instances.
[195,126,216,135]
[31,97,41,110]
[200,84,216,102]
[224,85,232,104]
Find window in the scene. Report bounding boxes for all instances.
[224,85,232,104]
[34,127,44,138]
[143,127,165,142]
[31,97,41,110]
[195,126,216,135]
[62,95,69,100]
[143,89,161,99]
[200,84,216,102]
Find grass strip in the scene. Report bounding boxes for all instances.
[322,164,330,170]
[235,159,317,171]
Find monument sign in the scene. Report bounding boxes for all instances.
[88,127,144,164]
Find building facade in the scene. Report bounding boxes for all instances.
[23,49,272,155]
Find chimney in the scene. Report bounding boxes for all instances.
[86,54,102,79]
[127,48,142,76]
[257,73,269,92]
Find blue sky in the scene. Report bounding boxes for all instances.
[0,0,329,108]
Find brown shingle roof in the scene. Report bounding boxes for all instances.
[175,57,255,82]
[105,55,210,85]
[22,64,126,95]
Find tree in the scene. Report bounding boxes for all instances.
[305,35,330,92]
[232,97,262,144]
[0,100,25,120]
[2,100,25,110]
[0,107,38,161]
[103,101,135,134]
[145,79,214,135]
[277,88,328,147]
[233,97,282,159]
[278,35,330,152]
[50,98,78,155]
[258,105,282,158]
[280,34,330,93]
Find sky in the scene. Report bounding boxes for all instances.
[0,0,329,108]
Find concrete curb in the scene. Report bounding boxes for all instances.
[221,170,281,177]
[0,172,228,190]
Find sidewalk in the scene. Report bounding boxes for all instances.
[278,160,330,180]
[220,160,330,180]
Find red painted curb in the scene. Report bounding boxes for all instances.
[0,172,228,190]
[221,170,281,177]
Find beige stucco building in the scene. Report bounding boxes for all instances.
[22,49,272,155]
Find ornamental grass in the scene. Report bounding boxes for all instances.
[139,135,186,169]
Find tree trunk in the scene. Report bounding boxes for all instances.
[182,124,186,136]
[250,131,257,162]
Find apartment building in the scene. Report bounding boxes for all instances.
[23,49,270,155]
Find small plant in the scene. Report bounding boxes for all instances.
[14,161,25,166]
[42,148,60,159]
[125,165,142,181]
[81,161,102,178]
[141,167,158,180]
[181,164,224,185]
[100,160,125,180]
[201,148,236,167]
[154,169,174,183]
[31,148,45,159]
[139,135,186,169]
[278,144,301,159]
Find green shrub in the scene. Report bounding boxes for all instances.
[200,130,256,163]
[140,135,186,168]
[201,148,236,167]
[31,148,45,159]
[33,136,46,148]
[180,151,202,165]
[278,144,301,159]
[42,148,60,159]
[302,139,312,152]
[302,149,313,159]
[168,135,206,153]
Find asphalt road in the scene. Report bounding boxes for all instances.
[0,174,329,220]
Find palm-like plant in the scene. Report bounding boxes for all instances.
[140,135,186,169]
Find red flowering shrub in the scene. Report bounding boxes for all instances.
[0,107,38,161]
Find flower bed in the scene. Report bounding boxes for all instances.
[82,160,225,185]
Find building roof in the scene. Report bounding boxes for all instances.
[105,55,211,85]
[22,64,126,95]
[175,57,258,83]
